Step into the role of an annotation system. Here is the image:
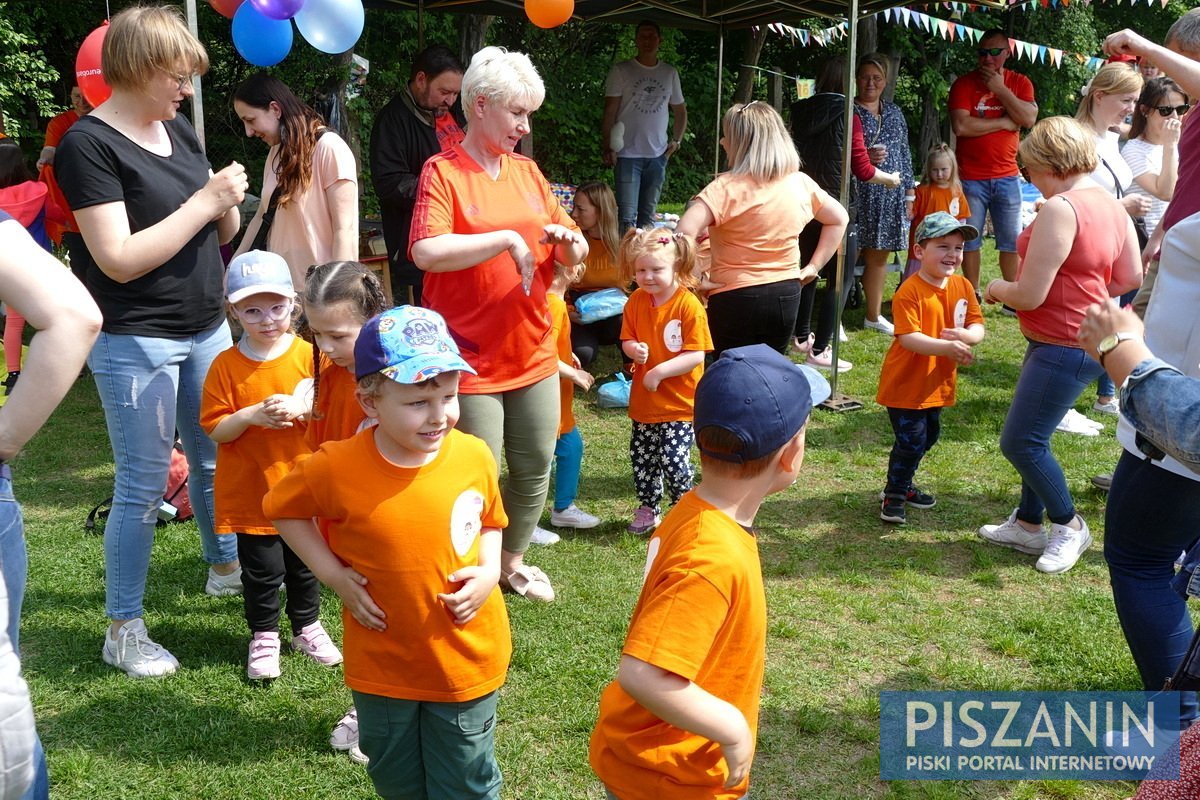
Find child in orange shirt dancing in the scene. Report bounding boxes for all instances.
[200,250,342,681]
[590,344,830,799]
[619,228,713,535]
[267,306,510,799]
[878,212,985,524]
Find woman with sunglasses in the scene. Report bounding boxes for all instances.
[233,73,358,291]
[55,5,248,677]
[1124,77,1186,250]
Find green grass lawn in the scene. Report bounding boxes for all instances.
[16,244,1158,799]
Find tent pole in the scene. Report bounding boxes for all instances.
[714,26,725,176]
[185,0,205,150]
[821,0,862,412]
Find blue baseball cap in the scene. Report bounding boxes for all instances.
[694,344,830,463]
[354,306,477,384]
[225,250,294,304]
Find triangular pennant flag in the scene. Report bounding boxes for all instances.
[956,24,966,38]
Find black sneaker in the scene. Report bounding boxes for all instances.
[877,487,937,509]
[880,497,907,524]
[2,370,18,397]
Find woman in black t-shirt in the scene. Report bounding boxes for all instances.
[56,5,248,679]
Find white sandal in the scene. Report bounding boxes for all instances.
[502,564,555,602]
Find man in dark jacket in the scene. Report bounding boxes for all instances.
[370,45,466,305]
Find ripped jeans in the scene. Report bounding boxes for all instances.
[89,322,237,620]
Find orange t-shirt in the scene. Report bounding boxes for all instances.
[620,287,712,424]
[548,292,575,436]
[576,238,623,291]
[40,109,81,241]
[409,146,579,394]
[907,183,971,263]
[305,355,368,449]
[263,428,511,702]
[1016,187,1131,346]
[876,274,983,410]
[948,69,1035,181]
[697,171,831,297]
[200,336,313,535]
[589,491,767,800]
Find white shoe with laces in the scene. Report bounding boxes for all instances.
[102,618,180,678]
[550,504,601,529]
[1092,398,1120,416]
[864,316,894,335]
[529,526,561,545]
[978,510,1047,555]
[1036,516,1093,574]
[1055,408,1101,436]
[205,565,243,597]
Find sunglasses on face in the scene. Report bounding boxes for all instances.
[1153,104,1191,117]
[977,47,1008,57]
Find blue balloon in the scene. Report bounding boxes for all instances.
[294,0,364,55]
[232,2,293,67]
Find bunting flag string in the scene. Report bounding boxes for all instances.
[769,4,1134,71]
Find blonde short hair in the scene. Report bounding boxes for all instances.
[1075,63,1143,130]
[461,47,545,112]
[1018,116,1098,179]
[722,101,800,181]
[102,5,209,91]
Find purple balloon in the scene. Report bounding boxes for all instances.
[249,0,305,20]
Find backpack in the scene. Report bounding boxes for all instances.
[84,441,194,533]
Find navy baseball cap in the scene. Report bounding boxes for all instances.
[694,344,830,463]
[354,306,477,384]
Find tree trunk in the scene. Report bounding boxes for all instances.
[917,92,941,176]
[459,15,493,62]
[857,15,877,59]
[732,27,770,105]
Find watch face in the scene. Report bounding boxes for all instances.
[1098,334,1120,355]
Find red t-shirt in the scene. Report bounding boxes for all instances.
[1161,110,1200,234]
[948,69,1035,181]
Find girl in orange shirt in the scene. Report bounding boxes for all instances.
[297,259,387,763]
[905,144,971,280]
[619,229,713,535]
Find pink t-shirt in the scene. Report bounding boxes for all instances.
[1016,186,1131,346]
[262,132,358,289]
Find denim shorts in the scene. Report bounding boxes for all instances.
[962,176,1022,253]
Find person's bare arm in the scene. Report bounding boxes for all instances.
[75,162,248,283]
[0,220,101,460]
[666,103,687,157]
[984,196,1076,310]
[1105,30,1200,99]
[984,69,1038,129]
[326,178,359,262]
[950,107,1020,138]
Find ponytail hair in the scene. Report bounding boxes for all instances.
[617,228,698,289]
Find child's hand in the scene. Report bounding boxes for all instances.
[719,715,755,789]
[262,393,303,422]
[642,368,662,393]
[571,367,595,391]
[630,342,649,365]
[940,327,968,342]
[437,566,500,625]
[330,567,386,631]
[944,339,975,366]
[248,402,293,430]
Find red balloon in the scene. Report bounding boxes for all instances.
[524,0,573,28]
[76,22,112,109]
[211,0,246,18]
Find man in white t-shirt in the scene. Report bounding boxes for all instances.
[601,20,687,230]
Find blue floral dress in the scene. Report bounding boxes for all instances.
[853,100,914,251]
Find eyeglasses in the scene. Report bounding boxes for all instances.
[977,47,1008,57]
[1153,104,1191,117]
[235,301,293,324]
[162,69,194,92]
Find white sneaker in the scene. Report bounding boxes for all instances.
[1093,398,1120,416]
[864,316,895,335]
[978,511,1048,555]
[330,707,359,751]
[550,504,601,529]
[839,324,849,343]
[1055,408,1100,436]
[1036,517,1093,574]
[529,526,561,545]
[102,618,180,678]
[205,565,243,597]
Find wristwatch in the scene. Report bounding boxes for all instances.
[1096,331,1141,365]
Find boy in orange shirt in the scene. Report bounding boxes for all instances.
[265,305,510,799]
[590,344,830,800]
[877,212,985,524]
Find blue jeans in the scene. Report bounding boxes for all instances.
[1105,450,1200,724]
[0,468,49,800]
[614,154,667,230]
[553,426,583,512]
[999,341,1103,526]
[885,407,941,497]
[89,322,237,620]
[962,176,1021,253]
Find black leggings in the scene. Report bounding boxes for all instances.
[796,220,858,352]
[706,279,802,358]
[237,533,320,634]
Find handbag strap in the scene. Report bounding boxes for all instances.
[1099,157,1124,199]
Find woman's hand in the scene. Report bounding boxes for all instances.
[982,279,1003,305]
[505,231,535,294]
[798,263,820,285]
[1121,193,1152,218]
[540,224,580,248]
[198,162,248,220]
[1162,116,1183,146]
